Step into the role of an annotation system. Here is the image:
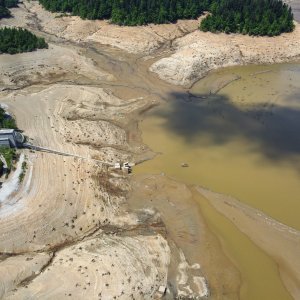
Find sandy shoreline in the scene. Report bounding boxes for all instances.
[129,174,241,300]
[129,172,300,299]
[197,187,300,299]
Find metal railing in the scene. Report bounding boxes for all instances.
[23,143,133,169]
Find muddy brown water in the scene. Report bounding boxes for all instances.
[29,37,300,298]
[134,62,300,299]
[19,32,299,298]
[83,43,300,298]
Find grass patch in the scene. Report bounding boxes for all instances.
[18,160,27,183]
[0,147,16,169]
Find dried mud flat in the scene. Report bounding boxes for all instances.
[0,82,176,299]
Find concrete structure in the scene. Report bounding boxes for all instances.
[113,162,133,174]
[0,138,10,148]
[24,143,135,173]
[0,129,25,148]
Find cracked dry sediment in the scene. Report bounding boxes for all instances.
[5,234,171,299]
[0,253,53,299]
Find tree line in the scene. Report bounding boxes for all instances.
[37,0,294,35]
[0,27,48,54]
[200,0,294,36]
[0,0,18,19]
[38,0,209,25]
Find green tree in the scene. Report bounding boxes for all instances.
[200,0,294,36]
[0,27,48,54]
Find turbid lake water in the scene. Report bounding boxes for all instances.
[135,62,300,299]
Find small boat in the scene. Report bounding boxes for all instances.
[181,163,189,168]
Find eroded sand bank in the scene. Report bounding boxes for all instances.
[150,23,300,86]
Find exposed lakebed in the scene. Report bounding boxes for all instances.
[134,62,300,299]
[1,1,300,297]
